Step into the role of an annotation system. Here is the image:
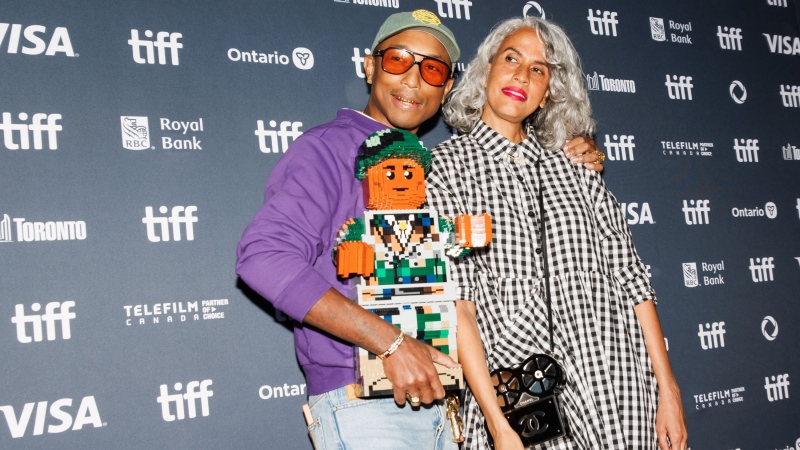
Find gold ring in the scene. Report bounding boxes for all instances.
[594,149,606,163]
[407,393,421,405]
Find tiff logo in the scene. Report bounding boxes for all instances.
[157,380,213,422]
[698,322,726,349]
[683,200,710,225]
[142,206,197,242]
[255,120,303,153]
[665,75,694,100]
[767,0,787,6]
[435,0,472,20]
[603,134,635,161]
[351,47,371,78]
[587,10,618,36]
[780,85,800,107]
[717,26,743,51]
[128,29,182,65]
[0,23,75,56]
[749,257,775,282]
[0,113,62,150]
[11,301,75,343]
[733,139,759,162]
[764,374,790,401]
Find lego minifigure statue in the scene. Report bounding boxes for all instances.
[334,128,491,398]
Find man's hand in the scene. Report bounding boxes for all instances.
[382,336,460,406]
[563,136,604,172]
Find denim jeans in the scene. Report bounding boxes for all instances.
[307,386,458,450]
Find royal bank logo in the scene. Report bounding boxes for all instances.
[0,395,103,438]
[698,322,726,349]
[12,301,75,343]
[683,261,725,288]
[124,299,228,326]
[255,120,303,153]
[764,374,790,401]
[718,26,743,51]
[522,1,545,18]
[0,215,87,242]
[693,385,745,410]
[0,23,76,57]
[587,9,618,36]
[586,72,636,93]
[0,112,62,150]
[435,0,472,20]
[749,257,775,282]
[729,80,747,104]
[334,0,400,8]
[682,199,710,225]
[761,316,778,341]
[603,134,635,161]
[732,202,777,219]
[227,46,314,70]
[121,116,205,151]
[780,85,800,107]
[157,380,213,422]
[650,17,692,44]
[259,382,308,400]
[733,139,759,162]
[618,202,654,225]
[665,75,693,100]
[783,143,800,160]
[763,33,800,56]
[121,116,149,150]
[661,140,713,157]
[142,206,197,242]
[128,29,182,65]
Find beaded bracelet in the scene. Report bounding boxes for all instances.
[377,331,405,360]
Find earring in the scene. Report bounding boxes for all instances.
[367,77,372,84]
[539,99,546,109]
[441,98,445,105]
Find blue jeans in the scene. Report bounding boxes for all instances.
[307,386,458,450]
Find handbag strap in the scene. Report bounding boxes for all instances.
[535,158,554,354]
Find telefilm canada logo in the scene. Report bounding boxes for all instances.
[650,17,692,44]
[0,112,62,150]
[682,261,725,288]
[121,116,205,151]
[0,23,76,57]
[692,385,745,410]
[124,299,229,326]
[661,140,713,157]
[0,395,104,438]
[0,214,87,243]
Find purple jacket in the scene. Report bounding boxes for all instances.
[236,109,387,395]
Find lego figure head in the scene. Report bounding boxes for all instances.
[356,129,431,210]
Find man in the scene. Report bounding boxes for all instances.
[237,10,602,449]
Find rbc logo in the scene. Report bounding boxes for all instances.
[157,380,213,422]
[0,23,75,56]
[128,29,182,65]
[142,206,198,242]
[11,301,75,343]
[618,202,654,225]
[121,116,150,150]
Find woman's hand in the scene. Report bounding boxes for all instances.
[656,382,688,450]
[490,425,526,450]
[563,136,604,172]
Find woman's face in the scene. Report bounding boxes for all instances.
[481,28,551,132]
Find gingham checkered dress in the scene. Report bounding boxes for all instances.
[426,121,659,449]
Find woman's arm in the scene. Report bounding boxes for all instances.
[634,300,688,450]
[456,300,524,450]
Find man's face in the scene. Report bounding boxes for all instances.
[363,30,455,134]
[363,157,426,210]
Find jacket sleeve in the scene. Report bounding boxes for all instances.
[236,134,344,322]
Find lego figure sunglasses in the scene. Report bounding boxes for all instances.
[372,47,452,87]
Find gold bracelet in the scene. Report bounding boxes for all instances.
[377,331,405,360]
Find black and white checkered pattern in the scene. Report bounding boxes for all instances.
[426,121,658,449]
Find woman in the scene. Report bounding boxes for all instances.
[426,17,687,450]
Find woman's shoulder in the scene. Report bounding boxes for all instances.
[430,133,475,161]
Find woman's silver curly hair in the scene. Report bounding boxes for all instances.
[443,16,596,151]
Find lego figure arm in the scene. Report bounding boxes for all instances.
[333,218,374,278]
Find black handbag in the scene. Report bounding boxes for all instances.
[487,156,568,448]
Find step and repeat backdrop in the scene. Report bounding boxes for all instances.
[1,0,799,448]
